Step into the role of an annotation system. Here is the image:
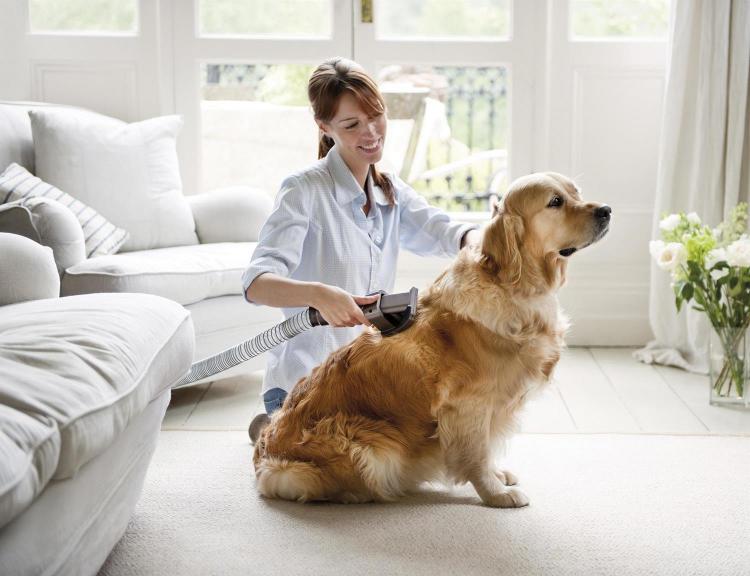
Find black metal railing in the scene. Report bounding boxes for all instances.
[413,66,508,212]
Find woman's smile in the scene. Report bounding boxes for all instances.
[358,138,383,155]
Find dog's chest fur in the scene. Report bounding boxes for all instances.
[484,295,567,395]
[429,255,569,403]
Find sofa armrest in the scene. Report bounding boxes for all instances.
[187,186,273,244]
[0,232,60,306]
[0,197,85,275]
[0,202,40,242]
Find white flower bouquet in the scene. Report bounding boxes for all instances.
[650,204,750,404]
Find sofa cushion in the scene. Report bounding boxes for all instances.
[0,292,193,530]
[0,104,35,174]
[1,163,128,258]
[29,108,198,252]
[0,102,73,174]
[61,242,255,306]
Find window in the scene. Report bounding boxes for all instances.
[375,0,510,40]
[198,0,332,38]
[200,63,318,193]
[179,1,514,209]
[28,0,138,34]
[570,0,670,39]
[378,65,509,211]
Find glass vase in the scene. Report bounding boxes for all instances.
[708,325,750,407]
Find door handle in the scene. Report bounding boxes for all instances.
[361,0,373,23]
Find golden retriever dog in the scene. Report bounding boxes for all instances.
[253,172,611,507]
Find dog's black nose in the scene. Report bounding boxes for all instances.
[595,205,612,221]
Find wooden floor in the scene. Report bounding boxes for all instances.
[163,347,750,435]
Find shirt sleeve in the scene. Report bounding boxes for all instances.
[242,176,311,303]
[396,177,478,258]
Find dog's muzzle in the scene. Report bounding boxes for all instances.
[559,205,612,257]
[593,205,611,244]
[595,205,612,234]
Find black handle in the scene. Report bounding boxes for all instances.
[308,307,327,327]
[307,287,418,336]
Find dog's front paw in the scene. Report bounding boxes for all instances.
[482,487,529,508]
[494,469,519,486]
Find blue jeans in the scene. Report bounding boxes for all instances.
[263,387,288,415]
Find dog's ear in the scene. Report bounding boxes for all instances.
[480,212,524,283]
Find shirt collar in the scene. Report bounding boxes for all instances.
[326,145,395,207]
[371,180,391,206]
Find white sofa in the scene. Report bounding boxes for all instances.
[0,101,283,381]
[0,232,194,575]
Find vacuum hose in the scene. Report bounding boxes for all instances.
[173,287,418,389]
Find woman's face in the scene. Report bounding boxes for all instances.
[318,92,387,170]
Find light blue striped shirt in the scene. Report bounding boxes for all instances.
[242,145,475,394]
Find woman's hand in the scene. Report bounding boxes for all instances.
[461,229,481,249]
[310,284,380,328]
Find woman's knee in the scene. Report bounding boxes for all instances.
[263,387,288,415]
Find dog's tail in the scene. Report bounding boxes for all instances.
[254,456,328,502]
[254,427,409,503]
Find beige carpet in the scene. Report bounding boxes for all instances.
[99,431,750,576]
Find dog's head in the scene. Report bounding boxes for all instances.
[480,172,611,291]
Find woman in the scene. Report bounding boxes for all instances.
[244,57,479,443]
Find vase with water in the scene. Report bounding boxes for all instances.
[708,324,750,407]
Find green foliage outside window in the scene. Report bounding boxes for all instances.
[571,0,670,38]
[29,0,136,32]
[377,0,509,38]
[202,64,313,107]
[199,0,330,37]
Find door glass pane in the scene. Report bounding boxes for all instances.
[379,65,509,212]
[198,0,331,38]
[571,0,670,39]
[201,64,319,194]
[29,0,137,34]
[376,0,510,40]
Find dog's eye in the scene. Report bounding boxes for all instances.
[548,195,563,208]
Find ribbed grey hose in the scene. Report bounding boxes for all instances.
[174,309,318,388]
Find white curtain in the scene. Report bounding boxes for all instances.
[635,0,750,372]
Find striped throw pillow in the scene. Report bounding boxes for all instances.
[0,163,128,258]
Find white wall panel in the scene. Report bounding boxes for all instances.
[572,68,664,209]
[31,61,139,120]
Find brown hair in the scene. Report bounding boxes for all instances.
[308,57,394,204]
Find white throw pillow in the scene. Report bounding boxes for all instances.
[29,109,198,252]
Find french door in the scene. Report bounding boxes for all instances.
[544,0,668,344]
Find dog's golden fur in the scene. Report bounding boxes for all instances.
[253,172,610,507]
